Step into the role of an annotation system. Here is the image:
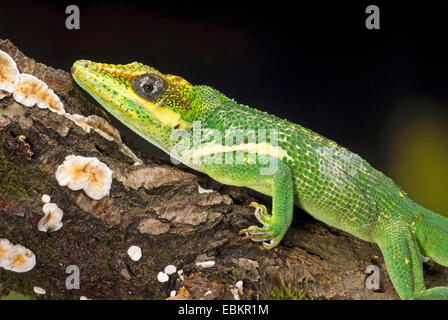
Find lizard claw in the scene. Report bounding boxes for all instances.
[249,202,272,226]
[239,203,284,249]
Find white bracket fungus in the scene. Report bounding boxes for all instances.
[127,245,142,262]
[85,115,121,142]
[13,73,65,115]
[64,114,143,165]
[0,50,19,95]
[64,113,91,133]
[0,239,36,273]
[55,155,113,201]
[38,202,64,232]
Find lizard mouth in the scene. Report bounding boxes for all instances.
[71,60,90,75]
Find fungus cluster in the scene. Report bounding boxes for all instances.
[157,264,177,283]
[0,239,36,273]
[55,155,113,200]
[0,50,65,115]
[1,49,143,165]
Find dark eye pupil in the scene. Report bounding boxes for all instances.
[143,83,153,92]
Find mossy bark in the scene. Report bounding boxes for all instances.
[1,38,447,300]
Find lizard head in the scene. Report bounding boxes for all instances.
[70,60,228,157]
[71,60,196,132]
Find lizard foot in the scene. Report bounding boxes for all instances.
[238,202,283,249]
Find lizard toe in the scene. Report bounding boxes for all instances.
[239,225,278,244]
[249,202,272,226]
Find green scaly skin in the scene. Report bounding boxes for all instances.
[71,59,448,299]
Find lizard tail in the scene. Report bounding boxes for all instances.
[414,207,448,267]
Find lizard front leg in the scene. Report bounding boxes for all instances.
[199,154,294,249]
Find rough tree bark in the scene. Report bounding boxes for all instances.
[0,39,447,300]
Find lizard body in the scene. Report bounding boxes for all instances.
[71,60,448,299]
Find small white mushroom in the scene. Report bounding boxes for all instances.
[41,194,51,204]
[2,244,36,273]
[170,290,177,297]
[80,296,91,300]
[0,50,19,94]
[13,73,65,115]
[195,260,215,268]
[164,264,177,275]
[0,239,13,268]
[157,271,169,283]
[38,202,63,232]
[55,155,113,200]
[127,245,142,262]
[33,286,46,295]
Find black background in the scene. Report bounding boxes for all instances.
[2,0,448,211]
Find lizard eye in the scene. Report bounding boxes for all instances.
[132,74,166,101]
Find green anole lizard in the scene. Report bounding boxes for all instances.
[71,59,448,299]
